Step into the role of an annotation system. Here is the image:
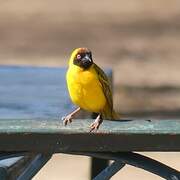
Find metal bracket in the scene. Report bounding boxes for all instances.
[0,152,52,180]
[69,152,180,180]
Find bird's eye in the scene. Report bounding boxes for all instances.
[77,54,81,60]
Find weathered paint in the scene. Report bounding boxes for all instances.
[0,119,178,152]
[0,119,179,135]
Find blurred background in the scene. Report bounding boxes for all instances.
[0,0,180,179]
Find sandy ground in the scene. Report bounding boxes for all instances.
[0,0,180,179]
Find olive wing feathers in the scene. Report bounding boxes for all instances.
[93,64,113,111]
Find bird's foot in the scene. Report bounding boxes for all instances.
[62,114,73,126]
[90,115,103,132]
[62,107,81,126]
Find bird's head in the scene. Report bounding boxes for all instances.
[69,48,93,70]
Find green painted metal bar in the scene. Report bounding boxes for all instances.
[17,154,52,180]
[0,153,25,161]
[0,119,179,152]
[0,167,8,180]
[91,158,108,179]
[93,161,125,180]
[0,152,27,179]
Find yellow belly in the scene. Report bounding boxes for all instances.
[66,66,106,113]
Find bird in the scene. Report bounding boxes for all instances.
[62,47,119,132]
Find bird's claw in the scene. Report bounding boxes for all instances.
[62,115,73,126]
[89,119,102,132]
[90,122,99,132]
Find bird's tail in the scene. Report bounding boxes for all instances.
[101,104,120,120]
[111,109,120,120]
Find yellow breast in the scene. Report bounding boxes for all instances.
[66,65,106,113]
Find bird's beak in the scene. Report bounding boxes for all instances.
[81,54,93,69]
[82,54,92,63]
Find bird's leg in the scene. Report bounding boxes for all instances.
[90,114,103,132]
[62,107,81,126]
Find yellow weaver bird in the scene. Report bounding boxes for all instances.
[63,47,119,131]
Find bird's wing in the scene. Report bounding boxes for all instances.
[93,63,113,110]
